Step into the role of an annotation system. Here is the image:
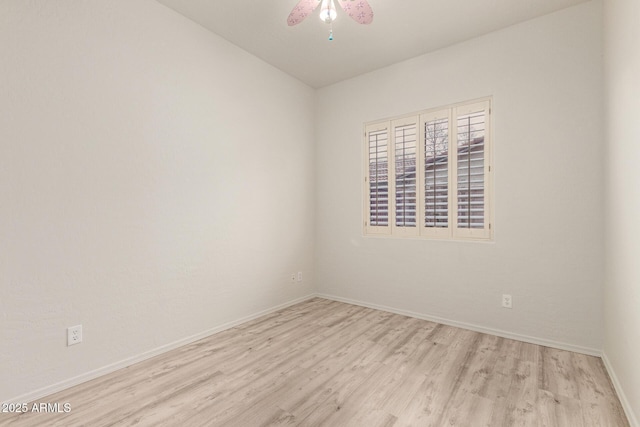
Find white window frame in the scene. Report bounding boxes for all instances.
[363,97,493,241]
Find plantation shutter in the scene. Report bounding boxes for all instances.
[420,110,451,238]
[391,117,418,236]
[365,123,390,234]
[364,98,491,241]
[453,101,491,239]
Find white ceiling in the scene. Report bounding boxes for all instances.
[156,0,589,88]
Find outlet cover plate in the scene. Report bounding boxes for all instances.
[502,294,513,309]
[67,325,82,346]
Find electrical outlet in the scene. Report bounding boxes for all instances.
[67,325,82,346]
[290,273,296,283]
[502,294,513,309]
[297,271,303,282]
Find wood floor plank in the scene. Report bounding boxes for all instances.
[581,399,631,427]
[0,298,630,427]
[212,330,383,426]
[537,389,584,427]
[490,359,538,427]
[540,347,581,400]
[180,306,385,426]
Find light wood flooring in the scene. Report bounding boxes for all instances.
[1,298,630,426]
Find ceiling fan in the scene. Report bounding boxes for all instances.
[287,0,374,40]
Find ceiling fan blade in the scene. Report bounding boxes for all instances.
[337,0,374,25]
[287,0,321,26]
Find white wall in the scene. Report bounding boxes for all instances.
[3,0,629,413]
[603,0,640,423]
[0,0,315,402]
[315,1,604,352]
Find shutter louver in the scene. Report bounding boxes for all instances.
[368,129,389,226]
[456,110,485,229]
[394,123,417,228]
[424,118,449,228]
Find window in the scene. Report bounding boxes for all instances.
[364,98,492,241]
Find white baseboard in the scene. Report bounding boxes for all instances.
[316,293,602,357]
[4,294,316,405]
[602,352,639,427]
[6,292,611,409]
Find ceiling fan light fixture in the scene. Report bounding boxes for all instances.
[286,0,373,41]
[319,0,337,23]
